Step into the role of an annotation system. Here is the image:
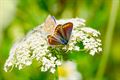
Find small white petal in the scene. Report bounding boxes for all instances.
[74,46,80,51]
[56,60,61,66]
[90,50,95,56]
[50,68,55,73]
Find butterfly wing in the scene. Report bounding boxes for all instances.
[44,15,56,34]
[47,22,73,45]
[54,24,69,44]
[62,22,73,41]
[47,35,62,45]
[54,24,65,42]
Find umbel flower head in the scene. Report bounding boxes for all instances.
[4,15,102,73]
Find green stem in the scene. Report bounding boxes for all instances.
[95,0,119,80]
[55,66,58,80]
[0,27,3,48]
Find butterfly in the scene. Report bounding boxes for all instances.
[47,22,73,45]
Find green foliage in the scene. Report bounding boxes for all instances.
[0,0,120,80]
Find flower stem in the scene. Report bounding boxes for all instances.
[95,0,119,80]
[55,66,58,80]
[0,28,3,48]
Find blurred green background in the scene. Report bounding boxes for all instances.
[0,0,120,80]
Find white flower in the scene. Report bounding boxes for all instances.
[58,61,82,80]
[56,60,62,66]
[50,68,56,73]
[4,15,102,73]
[67,26,102,56]
[57,18,85,28]
[74,46,80,51]
[4,25,61,73]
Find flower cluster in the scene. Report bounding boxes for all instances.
[68,27,102,55]
[4,27,61,73]
[4,16,102,73]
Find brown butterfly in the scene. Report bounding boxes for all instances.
[47,22,73,45]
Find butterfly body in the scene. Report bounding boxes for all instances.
[47,22,73,45]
